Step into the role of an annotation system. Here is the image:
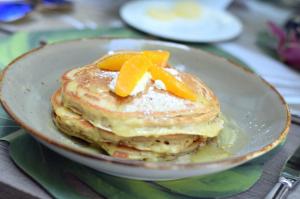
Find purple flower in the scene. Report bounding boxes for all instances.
[268,21,300,70]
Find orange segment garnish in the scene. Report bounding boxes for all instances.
[115,55,153,97]
[149,65,197,101]
[142,50,170,67]
[97,52,139,71]
[97,50,169,70]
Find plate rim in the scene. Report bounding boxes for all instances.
[0,37,291,170]
[119,0,243,43]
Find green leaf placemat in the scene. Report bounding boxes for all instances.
[0,106,19,138]
[0,27,263,199]
[2,130,262,199]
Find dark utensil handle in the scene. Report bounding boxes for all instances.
[265,177,296,199]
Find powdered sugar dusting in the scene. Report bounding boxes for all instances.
[123,89,191,113]
[108,74,118,91]
[154,80,166,90]
[96,70,118,79]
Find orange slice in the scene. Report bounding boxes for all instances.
[115,55,153,97]
[97,50,169,70]
[97,52,139,71]
[142,50,170,67]
[149,65,197,101]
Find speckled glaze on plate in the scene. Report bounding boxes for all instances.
[0,38,290,180]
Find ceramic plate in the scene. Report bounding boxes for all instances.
[120,0,243,42]
[219,43,300,123]
[0,38,290,180]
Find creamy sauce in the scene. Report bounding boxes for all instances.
[130,72,152,96]
[178,115,248,163]
[190,143,230,162]
[64,113,247,163]
[108,72,152,96]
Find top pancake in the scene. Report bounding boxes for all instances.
[59,64,223,137]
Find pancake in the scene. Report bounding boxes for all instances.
[52,89,206,157]
[98,142,201,161]
[51,52,224,161]
[59,64,223,138]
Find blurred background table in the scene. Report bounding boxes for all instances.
[0,0,299,198]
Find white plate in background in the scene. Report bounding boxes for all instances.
[120,0,242,43]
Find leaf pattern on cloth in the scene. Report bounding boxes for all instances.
[6,131,262,199]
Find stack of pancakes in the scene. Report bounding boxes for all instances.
[52,63,223,161]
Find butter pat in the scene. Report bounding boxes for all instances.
[130,72,152,96]
[154,80,166,90]
[108,73,118,91]
[108,72,152,96]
